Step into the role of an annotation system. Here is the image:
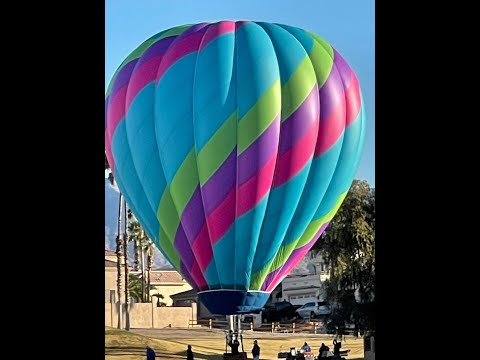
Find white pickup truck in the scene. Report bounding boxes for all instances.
[295,301,332,318]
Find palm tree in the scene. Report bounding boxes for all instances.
[147,239,154,302]
[128,273,157,303]
[115,192,123,329]
[123,198,130,330]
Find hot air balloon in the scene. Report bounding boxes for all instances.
[105,21,366,316]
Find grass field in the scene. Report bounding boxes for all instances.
[105,327,365,360]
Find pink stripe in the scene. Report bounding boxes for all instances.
[199,21,235,51]
[155,32,205,82]
[346,73,362,127]
[272,122,319,187]
[105,131,115,174]
[106,85,128,142]
[314,100,346,157]
[191,224,214,271]
[125,55,164,110]
[208,187,236,244]
[265,246,312,292]
[237,155,277,216]
[188,261,208,289]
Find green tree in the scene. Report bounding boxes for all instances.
[128,274,157,303]
[313,179,375,330]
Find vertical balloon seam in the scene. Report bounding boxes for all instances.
[193,21,224,290]
[242,21,280,292]
[152,26,208,289]
[233,20,240,290]
[252,32,342,291]
[123,34,185,275]
[234,22,281,290]
[246,22,317,291]
[155,25,213,290]
[246,26,323,290]
[120,34,181,269]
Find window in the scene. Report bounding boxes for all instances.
[304,302,315,307]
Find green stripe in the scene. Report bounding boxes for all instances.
[238,80,281,153]
[280,56,317,122]
[170,149,199,211]
[197,111,237,185]
[106,24,191,97]
[250,191,347,290]
[157,188,180,245]
[307,33,334,88]
[158,226,180,269]
[157,149,199,245]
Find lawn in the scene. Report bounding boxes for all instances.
[105,327,365,359]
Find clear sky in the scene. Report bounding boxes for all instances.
[106,0,375,186]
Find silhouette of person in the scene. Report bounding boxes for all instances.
[229,337,240,354]
[333,339,342,360]
[252,340,260,360]
[301,342,311,352]
[319,343,328,358]
[146,346,156,360]
[186,345,194,360]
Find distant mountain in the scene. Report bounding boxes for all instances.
[104,178,172,269]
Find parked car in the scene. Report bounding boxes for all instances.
[261,301,297,323]
[295,301,332,319]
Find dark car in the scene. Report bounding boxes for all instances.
[261,301,297,323]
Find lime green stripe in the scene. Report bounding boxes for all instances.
[238,80,281,153]
[197,111,237,185]
[250,191,347,290]
[306,33,334,88]
[280,56,317,122]
[157,149,199,243]
[106,25,191,97]
[170,149,199,211]
[158,226,180,269]
[157,189,180,245]
[296,191,347,248]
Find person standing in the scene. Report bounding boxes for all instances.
[186,345,194,360]
[251,340,260,360]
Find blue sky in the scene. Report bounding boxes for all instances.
[106,0,375,186]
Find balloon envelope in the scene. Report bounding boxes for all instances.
[105,21,366,315]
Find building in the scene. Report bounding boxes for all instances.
[170,289,215,319]
[281,252,330,305]
[148,270,192,306]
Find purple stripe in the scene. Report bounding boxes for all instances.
[180,186,207,239]
[174,227,195,268]
[180,262,200,292]
[135,36,176,68]
[319,63,344,122]
[110,59,139,100]
[202,149,237,214]
[260,221,330,290]
[333,50,353,89]
[238,115,281,185]
[279,84,319,155]
[181,22,209,37]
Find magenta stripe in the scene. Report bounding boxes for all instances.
[109,59,138,100]
[260,221,330,291]
[199,21,235,51]
[180,262,201,292]
[202,149,237,214]
[279,84,319,155]
[332,50,353,89]
[319,63,344,123]
[155,27,209,82]
[237,115,281,185]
